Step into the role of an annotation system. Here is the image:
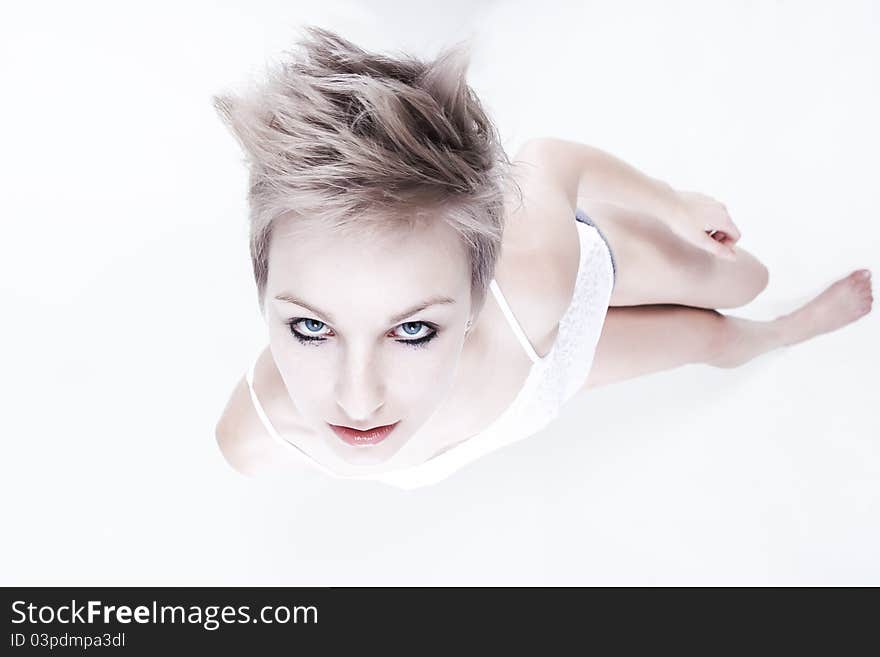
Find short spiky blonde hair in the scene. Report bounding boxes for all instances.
[213,26,520,316]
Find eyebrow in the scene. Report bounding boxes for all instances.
[273,292,457,324]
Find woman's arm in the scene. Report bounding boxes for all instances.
[515,137,681,220]
[516,137,741,260]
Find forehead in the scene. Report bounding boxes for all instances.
[265,214,471,303]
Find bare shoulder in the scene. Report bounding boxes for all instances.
[508,138,580,215]
[505,138,584,262]
[214,375,266,476]
[214,350,307,477]
[492,139,583,349]
[509,137,588,207]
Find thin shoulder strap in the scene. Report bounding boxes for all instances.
[489,279,542,363]
[245,356,280,442]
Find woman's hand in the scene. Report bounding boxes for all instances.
[666,190,742,261]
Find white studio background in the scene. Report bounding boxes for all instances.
[1,0,877,586]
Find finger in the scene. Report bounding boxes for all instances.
[702,234,737,261]
[722,217,742,242]
[711,231,737,248]
[710,225,740,247]
[719,234,738,248]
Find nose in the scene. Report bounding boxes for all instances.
[334,350,385,424]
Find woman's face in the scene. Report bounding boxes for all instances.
[264,214,475,468]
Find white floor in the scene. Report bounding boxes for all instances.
[1,0,877,585]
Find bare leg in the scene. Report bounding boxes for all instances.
[584,303,722,388]
[709,269,874,368]
[577,198,770,310]
[584,269,873,389]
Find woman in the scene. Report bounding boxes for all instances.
[213,26,872,489]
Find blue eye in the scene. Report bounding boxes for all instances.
[284,318,439,348]
[399,322,423,336]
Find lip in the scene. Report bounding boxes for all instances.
[328,421,399,447]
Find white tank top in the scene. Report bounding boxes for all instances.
[245,215,615,489]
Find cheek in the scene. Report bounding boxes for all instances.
[278,355,333,399]
[268,331,332,399]
[392,344,460,397]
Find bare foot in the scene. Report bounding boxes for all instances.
[776,269,873,346]
[707,268,872,369]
